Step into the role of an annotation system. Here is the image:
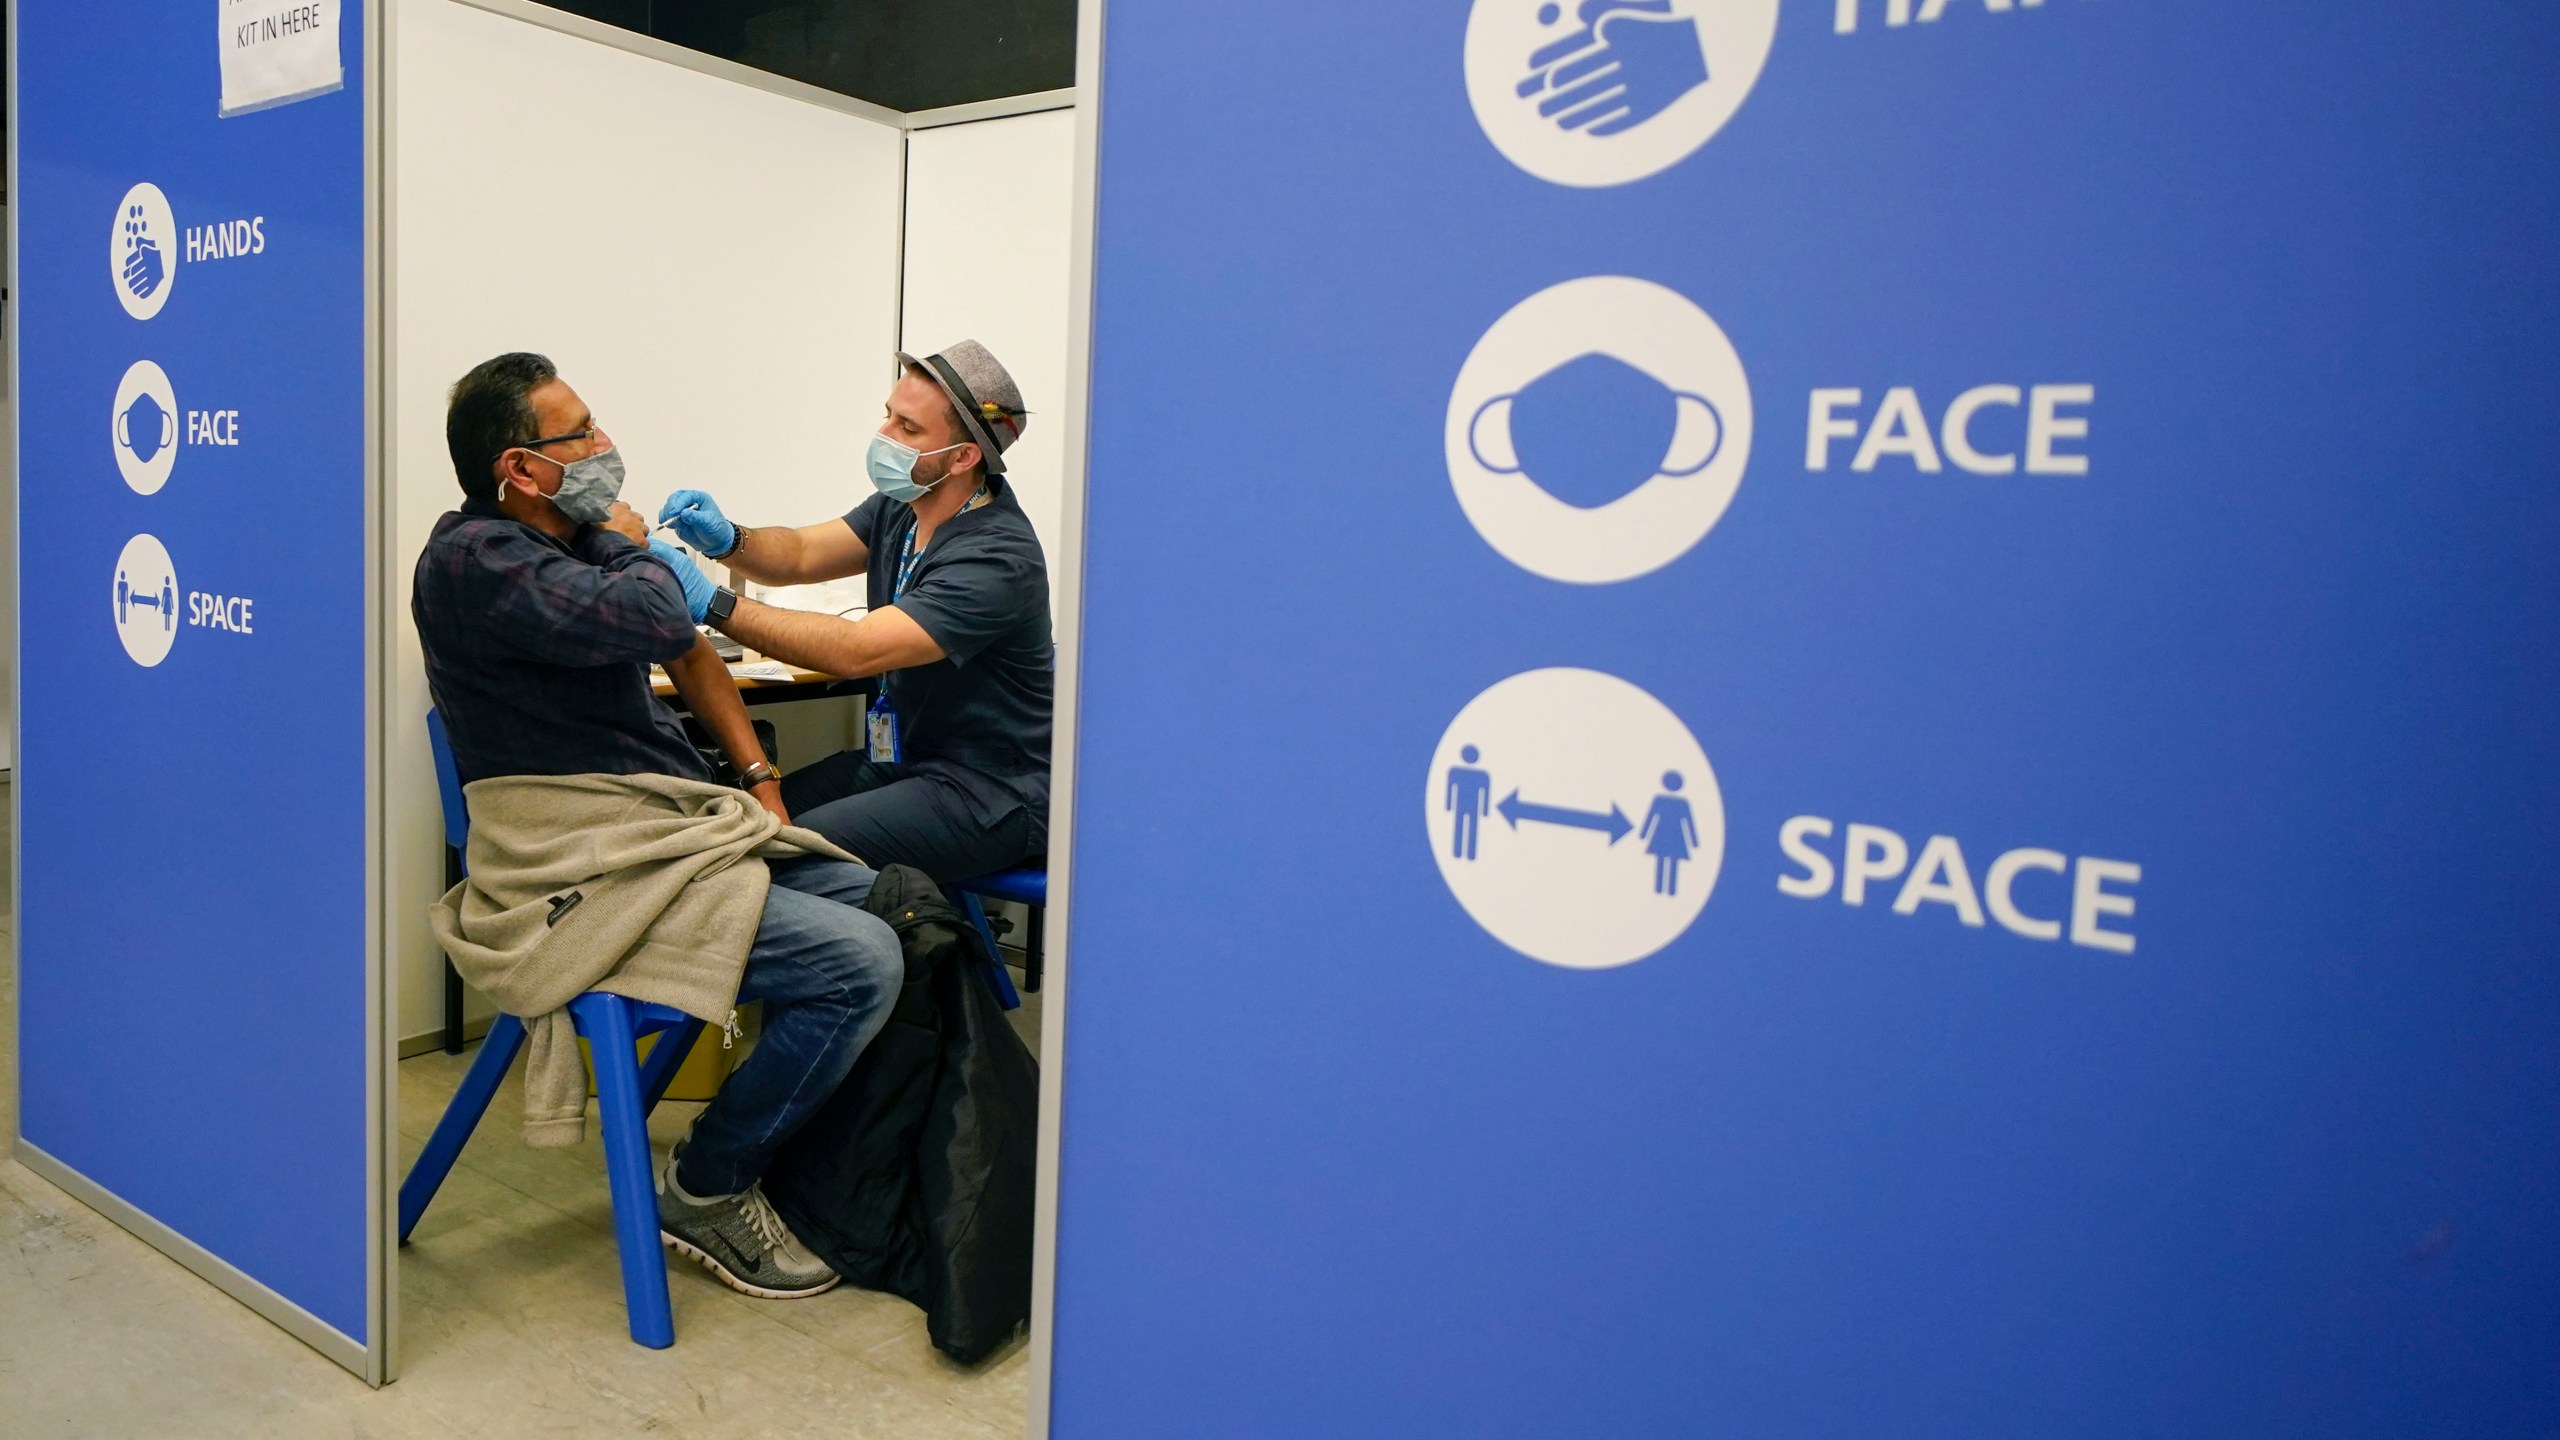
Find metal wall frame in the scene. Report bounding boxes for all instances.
[367,0,400,1387]
[907,88,1079,132]
[6,0,21,1342]
[1024,0,1105,1429]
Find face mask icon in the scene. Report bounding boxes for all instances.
[118,391,176,466]
[1466,351,1722,511]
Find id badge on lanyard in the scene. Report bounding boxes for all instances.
[871,520,925,764]
[867,695,900,763]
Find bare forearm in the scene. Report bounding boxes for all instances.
[663,636,786,817]
[714,524,799,586]
[717,596,939,678]
[717,519,868,586]
[667,636,762,766]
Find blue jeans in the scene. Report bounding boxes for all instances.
[676,855,904,1198]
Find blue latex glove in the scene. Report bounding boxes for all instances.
[657,489,737,557]
[648,537,716,624]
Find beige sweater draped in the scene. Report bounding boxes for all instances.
[427,772,858,1147]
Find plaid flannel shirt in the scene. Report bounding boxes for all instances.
[412,498,713,786]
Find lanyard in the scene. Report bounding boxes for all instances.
[892,484,989,602]
[875,487,985,760]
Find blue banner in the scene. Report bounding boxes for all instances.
[15,0,370,1347]
[1057,2,2560,1434]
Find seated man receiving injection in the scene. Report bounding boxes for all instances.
[413,351,902,1300]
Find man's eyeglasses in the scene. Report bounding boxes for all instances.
[497,424,600,459]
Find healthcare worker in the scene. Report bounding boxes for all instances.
[654,341,1050,883]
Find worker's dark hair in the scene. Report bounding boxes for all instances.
[446,352,557,502]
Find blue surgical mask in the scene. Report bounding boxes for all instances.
[866,432,967,503]
[514,445,625,524]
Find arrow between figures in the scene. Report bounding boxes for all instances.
[1496,789,1633,844]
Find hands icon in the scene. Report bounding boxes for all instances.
[121,205,166,301]
[1515,0,1710,138]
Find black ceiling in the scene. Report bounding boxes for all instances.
[540,0,1077,113]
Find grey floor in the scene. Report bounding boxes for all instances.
[0,788,1035,1438]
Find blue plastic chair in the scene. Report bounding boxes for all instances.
[401,711,705,1349]
[952,865,1047,1007]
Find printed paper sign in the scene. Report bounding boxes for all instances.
[218,0,342,117]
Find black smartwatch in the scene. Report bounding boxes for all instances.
[705,586,739,627]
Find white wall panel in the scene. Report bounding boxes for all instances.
[389,0,904,1041]
[900,109,1079,607]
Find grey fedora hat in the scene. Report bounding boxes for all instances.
[897,339,1029,475]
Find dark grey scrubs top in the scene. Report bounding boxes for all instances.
[846,479,1054,839]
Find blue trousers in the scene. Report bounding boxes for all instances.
[781,750,1039,884]
[675,855,904,1198]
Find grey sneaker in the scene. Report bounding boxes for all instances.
[657,1153,841,1299]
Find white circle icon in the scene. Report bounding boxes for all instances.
[112,534,181,668]
[111,360,180,495]
[1465,0,1780,188]
[1446,276,1752,584]
[110,182,179,320]
[1427,668,1724,969]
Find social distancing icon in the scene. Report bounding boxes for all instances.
[1427,667,1723,969]
[112,533,179,668]
[1446,275,1752,584]
[117,569,176,629]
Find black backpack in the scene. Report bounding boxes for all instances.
[764,864,1040,1364]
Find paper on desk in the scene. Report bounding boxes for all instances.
[729,660,798,682]
[750,581,866,619]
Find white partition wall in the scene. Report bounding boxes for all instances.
[387,0,906,1045]
[900,108,1079,607]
